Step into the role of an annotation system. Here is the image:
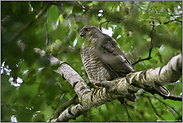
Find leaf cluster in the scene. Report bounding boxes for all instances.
[1,1,182,122]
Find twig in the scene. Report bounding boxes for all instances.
[143,86,182,101]
[163,19,182,24]
[122,1,129,14]
[123,103,133,122]
[49,81,95,121]
[162,95,182,101]
[132,20,155,66]
[110,3,116,13]
[134,3,145,12]
[158,93,182,101]
[142,94,181,119]
[50,94,78,121]
[144,1,151,13]
[131,52,152,66]
[124,101,134,108]
[155,97,181,119]
[147,97,166,121]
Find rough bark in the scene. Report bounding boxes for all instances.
[34,48,182,122]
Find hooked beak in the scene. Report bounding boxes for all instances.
[80,32,84,37]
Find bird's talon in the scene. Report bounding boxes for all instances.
[94,87,102,94]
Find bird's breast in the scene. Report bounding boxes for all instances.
[81,43,112,83]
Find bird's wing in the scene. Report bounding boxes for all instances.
[95,34,135,78]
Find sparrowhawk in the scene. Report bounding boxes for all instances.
[80,26,169,103]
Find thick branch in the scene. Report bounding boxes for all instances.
[144,53,181,86]
[34,48,182,122]
[34,48,90,100]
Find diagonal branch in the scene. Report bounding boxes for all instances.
[34,48,182,122]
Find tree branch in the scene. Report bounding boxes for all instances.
[132,20,155,66]
[49,94,78,121]
[34,48,181,122]
[163,19,182,24]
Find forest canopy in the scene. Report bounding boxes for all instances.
[1,1,182,122]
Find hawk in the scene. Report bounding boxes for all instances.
[80,26,169,103]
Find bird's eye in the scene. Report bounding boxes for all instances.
[85,28,89,31]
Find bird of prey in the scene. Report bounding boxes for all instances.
[80,26,169,103]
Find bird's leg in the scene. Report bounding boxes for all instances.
[95,80,114,90]
[94,86,103,94]
[93,80,115,94]
[93,81,102,94]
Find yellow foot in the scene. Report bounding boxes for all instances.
[94,87,102,94]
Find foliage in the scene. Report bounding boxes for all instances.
[1,1,182,122]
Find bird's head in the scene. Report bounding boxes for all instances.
[80,26,102,38]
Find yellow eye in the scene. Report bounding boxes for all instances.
[85,28,89,31]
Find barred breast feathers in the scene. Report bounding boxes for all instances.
[81,43,111,82]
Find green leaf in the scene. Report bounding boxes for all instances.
[48,5,60,22]
[68,30,77,42]
[141,13,150,20]
[156,25,167,34]
[30,1,42,13]
[92,1,100,5]
[18,83,39,99]
[72,6,83,14]
[32,112,45,122]
[42,106,54,120]
[1,1,182,122]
